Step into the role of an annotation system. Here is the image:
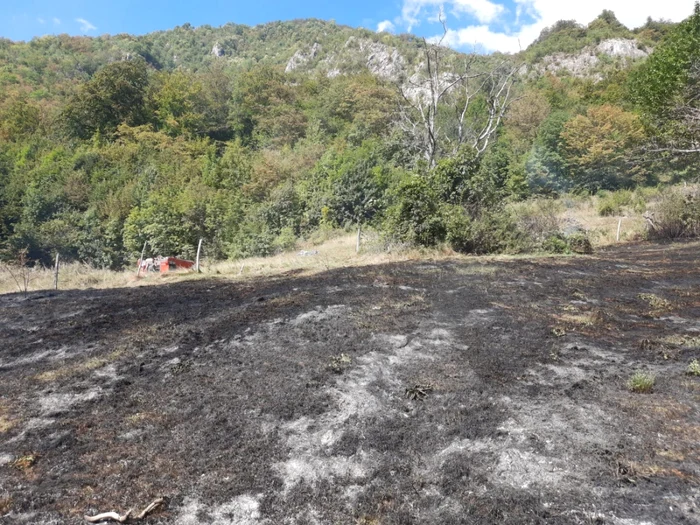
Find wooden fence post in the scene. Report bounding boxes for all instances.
[356,225,361,254]
[195,238,203,273]
[137,241,147,277]
[53,253,60,290]
[616,218,622,242]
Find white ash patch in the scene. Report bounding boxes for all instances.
[610,519,656,525]
[0,453,13,465]
[0,346,69,370]
[6,417,55,444]
[274,333,436,493]
[425,397,615,493]
[159,344,180,355]
[526,342,623,387]
[39,388,101,416]
[278,452,371,490]
[117,428,147,442]
[659,316,700,332]
[290,305,346,326]
[93,363,119,381]
[21,417,55,430]
[379,334,408,349]
[461,308,496,327]
[494,449,566,489]
[56,308,86,320]
[398,285,424,291]
[541,364,590,383]
[175,494,263,525]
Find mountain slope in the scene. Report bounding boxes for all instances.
[0,13,671,106]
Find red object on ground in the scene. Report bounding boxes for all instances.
[159,257,195,273]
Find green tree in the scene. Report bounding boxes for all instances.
[63,58,150,139]
[151,70,207,137]
[630,3,700,154]
[560,104,646,190]
[0,95,41,141]
[229,65,307,148]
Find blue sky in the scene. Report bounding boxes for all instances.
[1,0,695,52]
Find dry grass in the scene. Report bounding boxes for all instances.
[638,293,673,312]
[557,311,603,327]
[0,402,15,433]
[12,453,39,471]
[0,495,12,515]
[660,334,700,348]
[0,416,15,434]
[0,233,440,295]
[559,197,647,247]
[35,349,126,382]
[0,262,138,295]
[206,233,433,281]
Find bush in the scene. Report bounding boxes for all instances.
[514,198,564,242]
[450,207,529,255]
[272,226,298,253]
[542,233,570,253]
[646,187,700,240]
[444,205,472,253]
[510,198,592,254]
[567,231,593,254]
[597,189,631,216]
[597,188,653,216]
[686,359,700,377]
[384,176,446,247]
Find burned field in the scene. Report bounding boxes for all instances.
[1,242,699,524]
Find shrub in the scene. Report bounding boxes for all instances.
[384,176,446,247]
[450,207,529,255]
[646,187,700,240]
[272,226,298,253]
[540,231,592,254]
[627,371,655,393]
[597,199,618,217]
[542,233,570,254]
[444,205,472,253]
[514,198,564,242]
[597,189,632,216]
[567,231,593,254]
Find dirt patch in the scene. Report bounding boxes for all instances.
[1,241,699,523]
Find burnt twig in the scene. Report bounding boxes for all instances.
[84,497,165,523]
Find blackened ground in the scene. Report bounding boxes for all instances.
[0,241,699,524]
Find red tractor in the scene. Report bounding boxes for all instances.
[137,256,195,276]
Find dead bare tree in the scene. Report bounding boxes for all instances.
[3,247,32,296]
[397,18,521,167]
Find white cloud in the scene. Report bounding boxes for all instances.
[53,17,61,25]
[37,18,46,24]
[402,0,505,29]
[394,0,695,52]
[377,19,396,32]
[452,0,505,23]
[76,17,97,33]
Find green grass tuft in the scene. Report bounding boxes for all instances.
[627,371,655,393]
[686,359,700,377]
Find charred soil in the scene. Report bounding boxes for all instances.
[1,241,699,524]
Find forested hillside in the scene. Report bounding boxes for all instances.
[0,7,698,269]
